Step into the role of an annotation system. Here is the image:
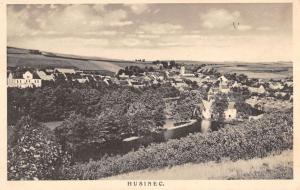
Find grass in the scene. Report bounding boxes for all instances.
[106,150,293,180]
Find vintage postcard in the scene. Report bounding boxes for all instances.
[1,0,299,189]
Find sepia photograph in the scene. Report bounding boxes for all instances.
[4,1,296,184]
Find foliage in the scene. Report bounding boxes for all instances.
[8,116,70,180]
[172,88,207,122]
[117,66,145,77]
[60,110,293,179]
[211,93,229,121]
[152,60,177,69]
[225,73,248,84]
[154,83,180,98]
[54,88,166,162]
[7,82,109,124]
[8,80,169,126]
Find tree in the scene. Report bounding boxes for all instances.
[8,116,68,180]
[155,83,180,98]
[172,89,207,122]
[54,114,109,162]
[211,93,229,121]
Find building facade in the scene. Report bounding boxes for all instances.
[7,71,42,88]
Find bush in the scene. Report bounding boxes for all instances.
[61,110,293,179]
[8,116,70,180]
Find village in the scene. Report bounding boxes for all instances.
[5,3,295,181]
[7,60,293,126]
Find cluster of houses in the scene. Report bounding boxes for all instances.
[7,71,42,88]
[7,63,293,123]
[156,64,292,122]
[7,68,113,88]
[7,65,293,108]
[7,65,293,99]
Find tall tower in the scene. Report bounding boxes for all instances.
[180,66,185,75]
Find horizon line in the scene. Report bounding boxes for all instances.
[7,46,293,64]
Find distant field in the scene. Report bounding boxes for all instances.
[107,150,293,180]
[8,54,81,69]
[7,47,292,78]
[202,62,293,79]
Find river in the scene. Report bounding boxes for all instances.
[73,119,223,162]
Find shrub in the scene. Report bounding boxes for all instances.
[8,116,70,180]
[61,110,293,179]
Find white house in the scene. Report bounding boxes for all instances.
[232,81,241,88]
[220,86,230,94]
[248,85,266,94]
[54,68,76,74]
[207,87,219,101]
[74,77,89,83]
[269,82,284,90]
[36,70,55,81]
[152,79,159,85]
[218,76,229,84]
[179,65,195,77]
[171,81,188,90]
[202,75,212,83]
[7,71,42,88]
[285,81,293,87]
[224,102,237,120]
[181,73,195,78]
[218,76,230,94]
[180,66,185,75]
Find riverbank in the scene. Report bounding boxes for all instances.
[107,150,293,180]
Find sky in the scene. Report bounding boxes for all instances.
[7,3,292,62]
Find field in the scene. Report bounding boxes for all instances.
[7,47,153,72]
[200,62,293,79]
[107,150,293,180]
[8,47,292,79]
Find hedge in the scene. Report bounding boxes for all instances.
[61,110,293,179]
[8,116,70,180]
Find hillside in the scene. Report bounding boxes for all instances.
[7,47,292,79]
[7,47,153,73]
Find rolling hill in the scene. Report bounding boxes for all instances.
[7,47,154,73]
[7,47,292,79]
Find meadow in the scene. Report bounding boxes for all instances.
[107,150,292,180]
[7,47,153,73]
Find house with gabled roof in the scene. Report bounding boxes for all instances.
[248,85,266,94]
[54,68,76,74]
[36,70,55,81]
[7,70,42,88]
